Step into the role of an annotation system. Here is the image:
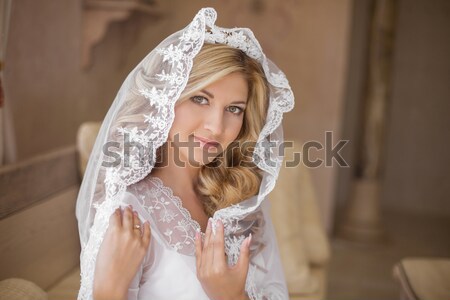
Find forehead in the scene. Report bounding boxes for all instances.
[203,72,248,102]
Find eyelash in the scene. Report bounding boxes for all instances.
[191,95,208,105]
[190,96,245,115]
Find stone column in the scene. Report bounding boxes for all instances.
[338,0,397,242]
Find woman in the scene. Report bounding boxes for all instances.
[76,8,294,300]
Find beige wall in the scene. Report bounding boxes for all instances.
[4,0,353,231]
[381,0,450,216]
[4,0,174,159]
[335,0,450,223]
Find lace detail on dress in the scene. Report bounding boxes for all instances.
[128,176,204,255]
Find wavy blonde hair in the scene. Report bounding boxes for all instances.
[178,43,269,217]
[111,43,269,218]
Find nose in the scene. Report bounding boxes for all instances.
[203,107,224,137]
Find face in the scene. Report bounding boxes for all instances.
[168,72,249,167]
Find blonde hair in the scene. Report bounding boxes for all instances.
[111,43,269,218]
[179,43,269,216]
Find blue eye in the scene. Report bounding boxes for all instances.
[227,106,244,115]
[191,96,209,105]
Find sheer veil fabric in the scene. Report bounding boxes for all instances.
[76,7,294,300]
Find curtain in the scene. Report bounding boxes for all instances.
[0,0,16,165]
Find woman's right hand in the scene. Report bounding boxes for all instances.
[93,206,151,300]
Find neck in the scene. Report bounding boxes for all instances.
[151,143,201,195]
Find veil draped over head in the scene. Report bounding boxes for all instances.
[76,7,294,300]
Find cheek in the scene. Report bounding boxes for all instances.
[170,104,196,137]
[224,116,245,145]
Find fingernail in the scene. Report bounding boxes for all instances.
[211,218,217,236]
[247,233,252,248]
[133,211,138,217]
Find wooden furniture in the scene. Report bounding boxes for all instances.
[393,257,450,300]
[0,147,81,300]
[270,139,330,300]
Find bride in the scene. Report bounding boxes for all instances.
[76,8,294,300]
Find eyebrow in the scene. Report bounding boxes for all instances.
[200,89,247,105]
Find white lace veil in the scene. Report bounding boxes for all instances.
[76,7,294,300]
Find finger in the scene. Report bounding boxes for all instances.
[132,210,142,236]
[203,218,212,249]
[212,219,227,268]
[195,231,202,272]
[142,221,151,249]
[109,207,122,228]
[203,219,217,272]
[122,205,133,231]
[204,219,214,272]
[236,233,252,275]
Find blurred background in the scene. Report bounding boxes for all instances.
[1,0,449,299]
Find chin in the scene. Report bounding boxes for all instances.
[192,148,219,167]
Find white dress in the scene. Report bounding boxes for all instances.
[122,176,289,300]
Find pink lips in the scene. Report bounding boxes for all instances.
[193,135,219,148]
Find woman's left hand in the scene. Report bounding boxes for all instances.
[195,219,251,300]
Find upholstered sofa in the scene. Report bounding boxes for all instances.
[0,146,82,300]
[392,257,450,300]
[0,122,330,299]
